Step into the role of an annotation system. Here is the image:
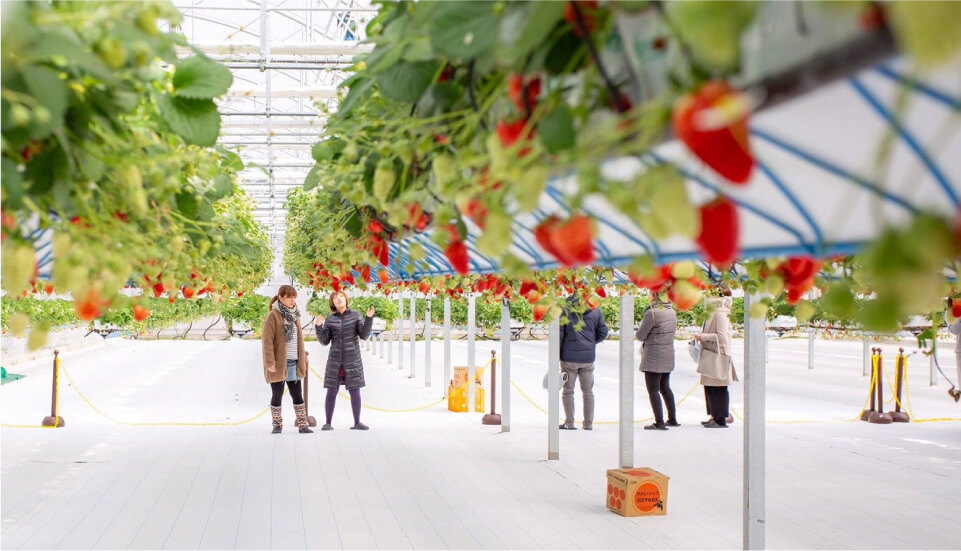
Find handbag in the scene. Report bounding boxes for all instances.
[696,347,731,380]
[688,339,701,362]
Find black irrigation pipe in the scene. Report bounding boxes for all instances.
[467,61,488,131]
[173,321,193,340]
[203,317,222,341]
[571,1,628,113]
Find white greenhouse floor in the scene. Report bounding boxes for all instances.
[2,334,960,550]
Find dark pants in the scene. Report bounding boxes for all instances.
[643,372,677,425]
[270,381,304,407]
[704,386,730,426]
[325,387,362,425]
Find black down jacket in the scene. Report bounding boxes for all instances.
[315,309,373,390]
[559,298,609,363]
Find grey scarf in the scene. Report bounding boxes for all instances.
[273,300,300,343]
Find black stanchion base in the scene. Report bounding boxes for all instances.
[868,411,893,424]
[307,415,317,427]
[860,410,875,422]
[482,413,502,425]
[890,412,910,423]
[41,416,65,427]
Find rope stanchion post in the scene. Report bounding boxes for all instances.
[425,298,432,387]
[861,349,878,421]
[891,348,910,423]
[41,350,65,428]
[868,348,893,424]
[929,340,937,387]
[482,349,502,425]
[807,328,815,370]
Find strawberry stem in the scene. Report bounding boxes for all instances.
[570,1,627,113]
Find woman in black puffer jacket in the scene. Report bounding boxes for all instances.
[315,291,374,430]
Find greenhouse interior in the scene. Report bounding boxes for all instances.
[1,1,960,549]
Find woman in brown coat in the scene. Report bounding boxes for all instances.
[262,285,312,434]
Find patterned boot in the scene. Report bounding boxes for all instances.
[294,403,313,434]
[270,405,282,434]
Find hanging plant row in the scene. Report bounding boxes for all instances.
[0,0,273,347]
[287,0,961,335]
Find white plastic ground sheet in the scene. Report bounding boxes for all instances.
[2,336,959,549]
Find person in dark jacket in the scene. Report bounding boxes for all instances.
[635,296,679,431]
[315,291,375,430]
[559,295,609,430]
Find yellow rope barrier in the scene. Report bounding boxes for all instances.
[57,362,270,427]
[309,364,449,413]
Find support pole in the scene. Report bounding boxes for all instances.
[619,292,635,468]
[482,350,501,425]
[425,298,432,387]
[501,299,511,432]
[548,317,560,460]
[468,294,476,411]
[409,295,416,379]
[930,340,937,386]
[807,328,815,370]
[743,293,766,550]
[444,296,451,397]
[863,336,870,376]
[303,367,317,427]
[379,330,385,359]
[398,294,404,371]
[41,350,65,427]
[387,315,393,364]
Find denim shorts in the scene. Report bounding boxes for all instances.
[285,359,299,382]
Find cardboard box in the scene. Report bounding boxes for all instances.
[453,366,469,388]
[605,468,669,517]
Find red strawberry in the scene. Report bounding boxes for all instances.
[445,240,470,275]
[367,220,383,234]
[628,265,673,292]
[595,286,607,298]
[534,216,565,261]
[780,257,823,287]
[462,198,488,229]
[496,119,534,156]
[434,133,449,145]
[672,81,754,184]
[437,65,455,82]
[378,269,390,285]
[563,1,599,36]
[43,283,54,295]
[696,196,739,266]
[75,290,103,321]
[507,74,541,114]
[419,281,431,294]
[369,235,390,266]
[237,292,244,297]
[859,3,886,30]
[526,289,543,305]
[953,300,961,319]
[549,215,595,266]
[519,280,537,298]
[133,304,151,322]
[169,296,176,304]
[182,286,194,299]
[533,304,549,322]
[360,265,372,283]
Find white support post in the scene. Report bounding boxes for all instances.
[930,340,938,386]
[380,331,385,359]
[548,317,560,460]
[862,336,870,377]
[619,292,635,468]
[743,293,766,550]
[807,328,815,370]
[501,299,511,432]
[468,294,476,411]
[387,314,393,364]
[398,295,404,371]
[409,295,416,378]
[425,299,432,387]
[444,296,451,397]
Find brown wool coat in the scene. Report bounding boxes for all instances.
[261,310,308,383]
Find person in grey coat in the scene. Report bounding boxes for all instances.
[635,295,679,430]
[315,291,375,430]
[559,295,609,430]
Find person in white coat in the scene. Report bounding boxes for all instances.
[695,289,737,428]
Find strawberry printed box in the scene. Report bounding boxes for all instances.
[606,468,669,517]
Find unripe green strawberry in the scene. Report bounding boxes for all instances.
[1,243,36,295]
[27,325,49,351]
[97,37,127,69]
[9,313,29,337]
[373,164,395,202]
